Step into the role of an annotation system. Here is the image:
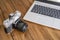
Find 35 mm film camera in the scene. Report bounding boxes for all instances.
[3,11,28,34]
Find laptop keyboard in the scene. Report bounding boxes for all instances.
[31,4,60,19]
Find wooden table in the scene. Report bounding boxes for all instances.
[0,0,60,40]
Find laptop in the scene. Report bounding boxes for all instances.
[23,0,60,30]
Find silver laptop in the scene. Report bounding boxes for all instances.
[23,0,60,30]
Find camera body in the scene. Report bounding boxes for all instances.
[3,11,28,33]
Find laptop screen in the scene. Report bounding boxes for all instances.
[38,0,60,6]
[47,0,60,3]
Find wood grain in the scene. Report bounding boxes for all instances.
[0,0,60,40]
[0,10,3,25]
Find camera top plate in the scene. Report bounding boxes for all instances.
[3,11,21,28]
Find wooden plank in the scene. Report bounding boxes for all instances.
[20,0,30,8]
[0,0,14,19]
[28,0,34,4]
[0,18,2,25]
[0,10,3,25]
[10,0,26,13]
[2,0,15,12]
[0,0,8,19]
[45,27,60,40]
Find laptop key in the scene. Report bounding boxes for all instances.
[31,4,60,19]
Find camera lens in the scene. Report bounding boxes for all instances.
[16,22,28,32]
[20,23,28,32]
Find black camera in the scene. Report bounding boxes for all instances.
[3,11,28,34]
